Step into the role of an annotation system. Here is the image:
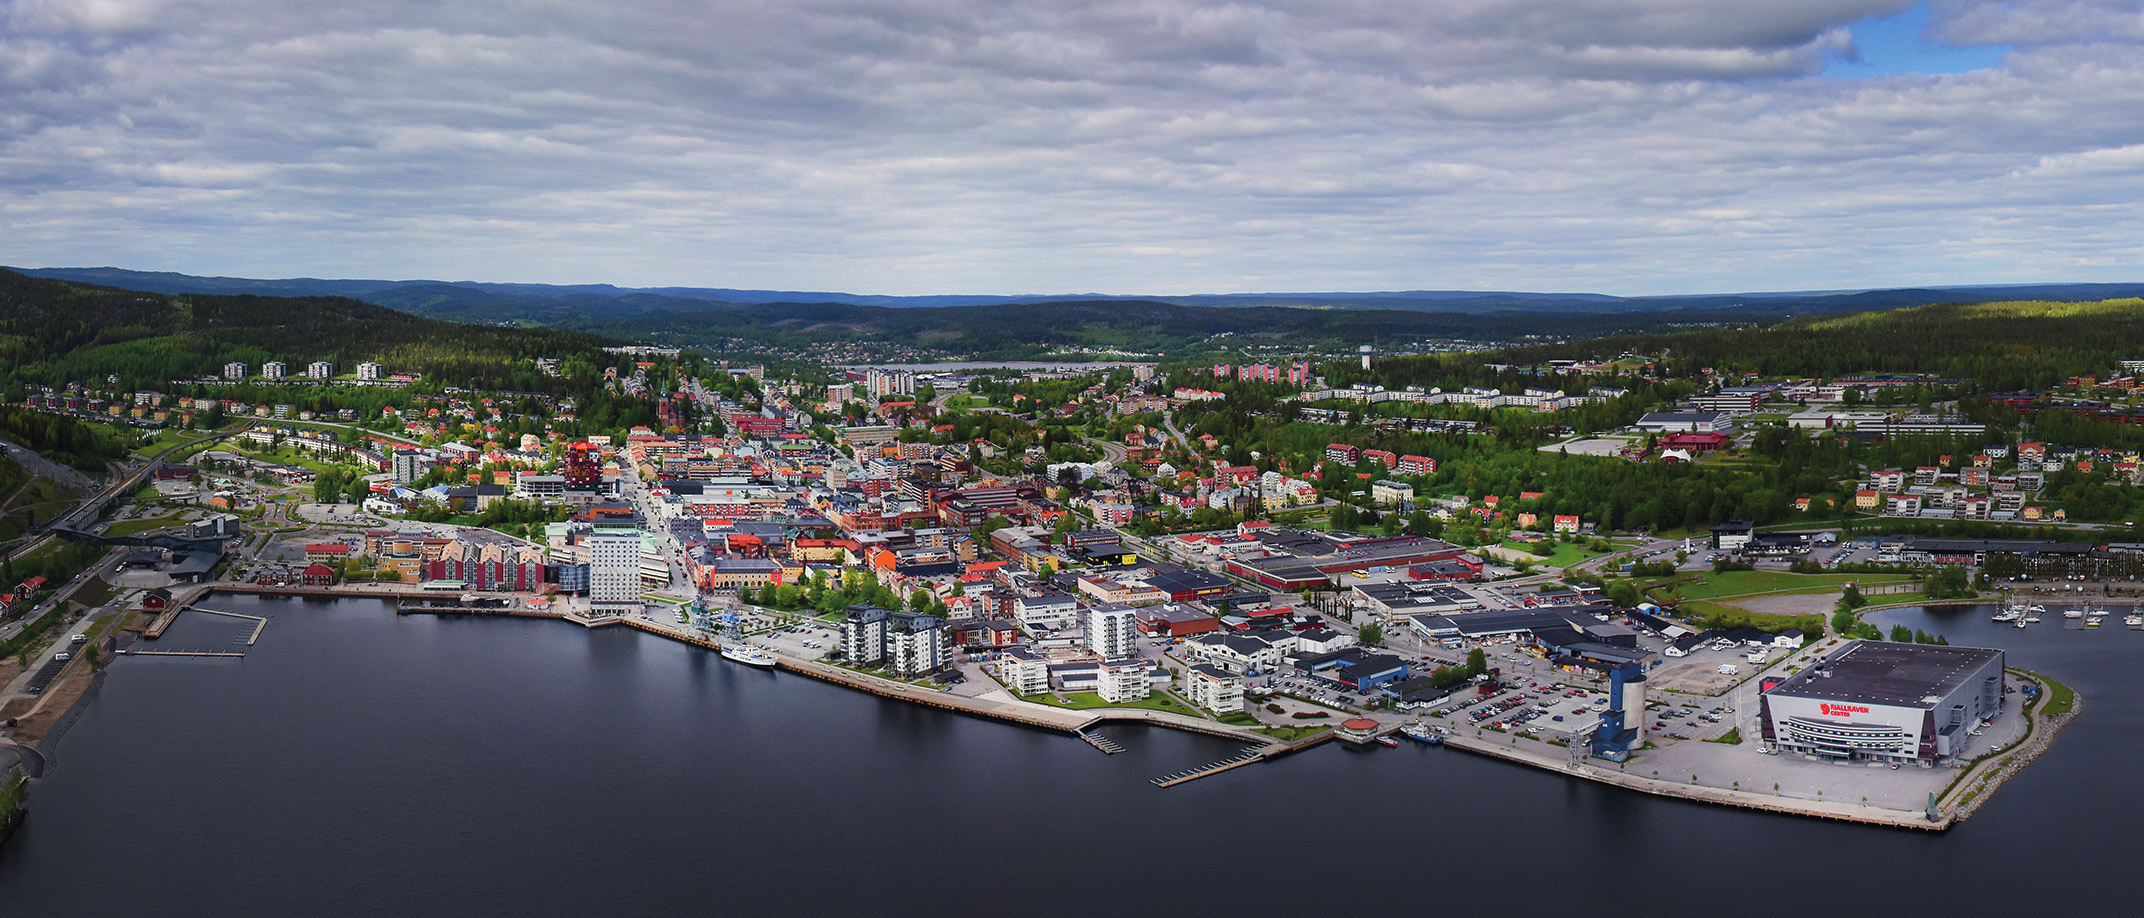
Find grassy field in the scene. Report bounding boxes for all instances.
[2037,674,2077,719]
[1663,570,1914,600]
[1254,724,1330,741]
[1022,691,1202,716]
[127,428,206,457]
[2,493,78,540]
[1500,539,1606,568]
[102,515,187,537]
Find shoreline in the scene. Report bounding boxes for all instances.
[179,585,2065,820]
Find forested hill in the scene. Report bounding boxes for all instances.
[1492,297,2144,391]
[0,268,616,393]
[553,297,1727,358]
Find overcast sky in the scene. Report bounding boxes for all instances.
[4,0,2142,296]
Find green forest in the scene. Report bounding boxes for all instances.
[0,268,621,395]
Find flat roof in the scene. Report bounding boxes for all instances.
[1765,640,2002,709]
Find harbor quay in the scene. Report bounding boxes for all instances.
[143,584,2067,826]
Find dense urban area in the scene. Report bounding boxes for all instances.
[1,273,2130,834]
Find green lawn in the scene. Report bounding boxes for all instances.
[1255,724,1331,741]
[1664,571,1914,601]
[2037,674,2076,719]
[102,515,187,537]
[1500,539,1603,568]
[1021,691,1202,716]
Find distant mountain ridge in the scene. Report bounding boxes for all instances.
[18,265,2144,322]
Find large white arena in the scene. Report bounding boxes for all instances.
[1758,640,2007,766]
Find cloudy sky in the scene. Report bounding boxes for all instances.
[4,0,2142,295]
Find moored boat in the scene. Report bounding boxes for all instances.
[720,644,778,668]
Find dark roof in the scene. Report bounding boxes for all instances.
[1765,640,2003,708]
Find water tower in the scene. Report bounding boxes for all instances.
[1358,344,1374,371]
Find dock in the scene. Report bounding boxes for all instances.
[122,650,246,658]
[189,607,267,645]
[1077,729,1125,754]
[1151,741,1304,787]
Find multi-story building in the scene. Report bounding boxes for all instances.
[223,361,247,380]
[261,361,287,379]
[998,647,1050,695]
[1096,657,1150,703]
[358,361,384,381]
[842,605,890,665]
[1084,603,1138,660]
[391,449,427,484]
[1186,663,1245,713]
[308,361,335,379]
[586,531,642,615]
[884,610,947,676]
[863,367,916,400]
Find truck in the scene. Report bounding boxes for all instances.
[1718,663,1739,675]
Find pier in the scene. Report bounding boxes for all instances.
[190,607,267,645]
[1152,744,1283,787]
[1077,729,1125,754]
[122,650,246,658]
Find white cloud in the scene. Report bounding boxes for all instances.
[0,0,2140,294]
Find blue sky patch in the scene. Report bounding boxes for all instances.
[1825,2,2010,77]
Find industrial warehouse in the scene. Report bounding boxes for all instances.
[1758,641,2008,766]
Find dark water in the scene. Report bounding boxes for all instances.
[0,597,2136,917]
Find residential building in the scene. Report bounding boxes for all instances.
[1096,657,1150,703]
[308,361,334,379]
[392,449,427,484]
[262,361,287,379]
[1185,663,1244,713]
[358,361,384,380]
[1370,480,1414,506]
[884,610,947,676]
[842,605,890,665]
[998,647,1050,695]
[1085,603,1139,660]
[223,361,247,380]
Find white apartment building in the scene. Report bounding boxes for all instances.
[998,648,1050,695]
[223,361,247,380]
[1186,664,1245,713]
[1097,657,1150,703]
[308,361,335,379]
[587,531,643,615]
[262,361,287,379]
[1084,603,1138,660]
[357,361,384,380]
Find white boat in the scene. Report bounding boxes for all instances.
[720,644,778,668]
[2064,608,2085,619]
[2029,604,2047,615]
[2126,614,2143,628]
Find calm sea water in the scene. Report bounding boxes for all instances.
[0,598,2136,917]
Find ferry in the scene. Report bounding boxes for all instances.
[1400,723,1444,745]
[720,644,779,668]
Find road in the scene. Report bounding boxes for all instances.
[3,427,245,566]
